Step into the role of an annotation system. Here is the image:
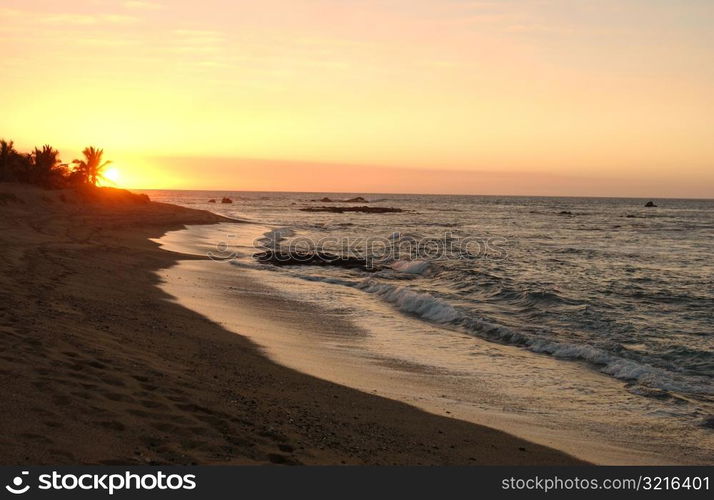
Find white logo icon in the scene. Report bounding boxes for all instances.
[5,471,30,495]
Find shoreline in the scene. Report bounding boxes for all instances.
[0,184,584,465]
[157,223,708,465]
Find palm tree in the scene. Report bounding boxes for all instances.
[30,145,66,188]
[0,139,18,181]
[72,146,111,186]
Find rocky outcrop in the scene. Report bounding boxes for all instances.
[309,196,369,203]
[300,206,402,214]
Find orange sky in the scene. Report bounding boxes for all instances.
[2,0,713,197]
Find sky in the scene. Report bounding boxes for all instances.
[1,0,713,197]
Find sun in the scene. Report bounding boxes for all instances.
[102,166,121,185]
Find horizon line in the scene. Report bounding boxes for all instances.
[130,187,714,201]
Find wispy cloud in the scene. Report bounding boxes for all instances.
[122,1,163,10]
[171,29,227,50]
[33,12,140,26]
[0,7,23,18]
[506,23,576,34]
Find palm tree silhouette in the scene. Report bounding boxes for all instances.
[30,145,66,187]
[0,139,18,181]
[72,147,111,186]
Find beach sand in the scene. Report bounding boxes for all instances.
[0,184,584,465]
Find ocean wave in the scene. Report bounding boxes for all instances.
[351,280,713,396]
[357,280,461,323]
[390,260,431,275]
[487,287,583,309]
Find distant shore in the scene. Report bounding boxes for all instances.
[0,183,583,465]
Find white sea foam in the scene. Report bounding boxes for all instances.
[390,259,431,275]
[357,280,461,323]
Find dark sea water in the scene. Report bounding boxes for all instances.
[147,190,714,461]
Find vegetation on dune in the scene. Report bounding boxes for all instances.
[0,139,111,189]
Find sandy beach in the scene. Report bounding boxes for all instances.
[0,184,584,465]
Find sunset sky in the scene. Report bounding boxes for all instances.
[2,0,713,197]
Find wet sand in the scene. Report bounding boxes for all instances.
[0,184,584,465]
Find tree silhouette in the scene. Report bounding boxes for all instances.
[0,140,115,190]
[72,147,111,186]
[0,139,19,181]
[30,145,66,188]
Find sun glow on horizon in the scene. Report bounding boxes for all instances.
[102,166,121,186]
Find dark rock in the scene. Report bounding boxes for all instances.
[208,199,216,203]
[309,196,368,203]
[254,249,373,271]
[558,210,572,215]
[300,206,403,214]
[221,197,233,204]
[644,201,657,207]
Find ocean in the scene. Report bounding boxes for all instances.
[147,190,714,463]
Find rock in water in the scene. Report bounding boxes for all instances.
[300,206,403,214]
[644,201,657,207]
[221,197,233,204]
[254,249,373,271]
